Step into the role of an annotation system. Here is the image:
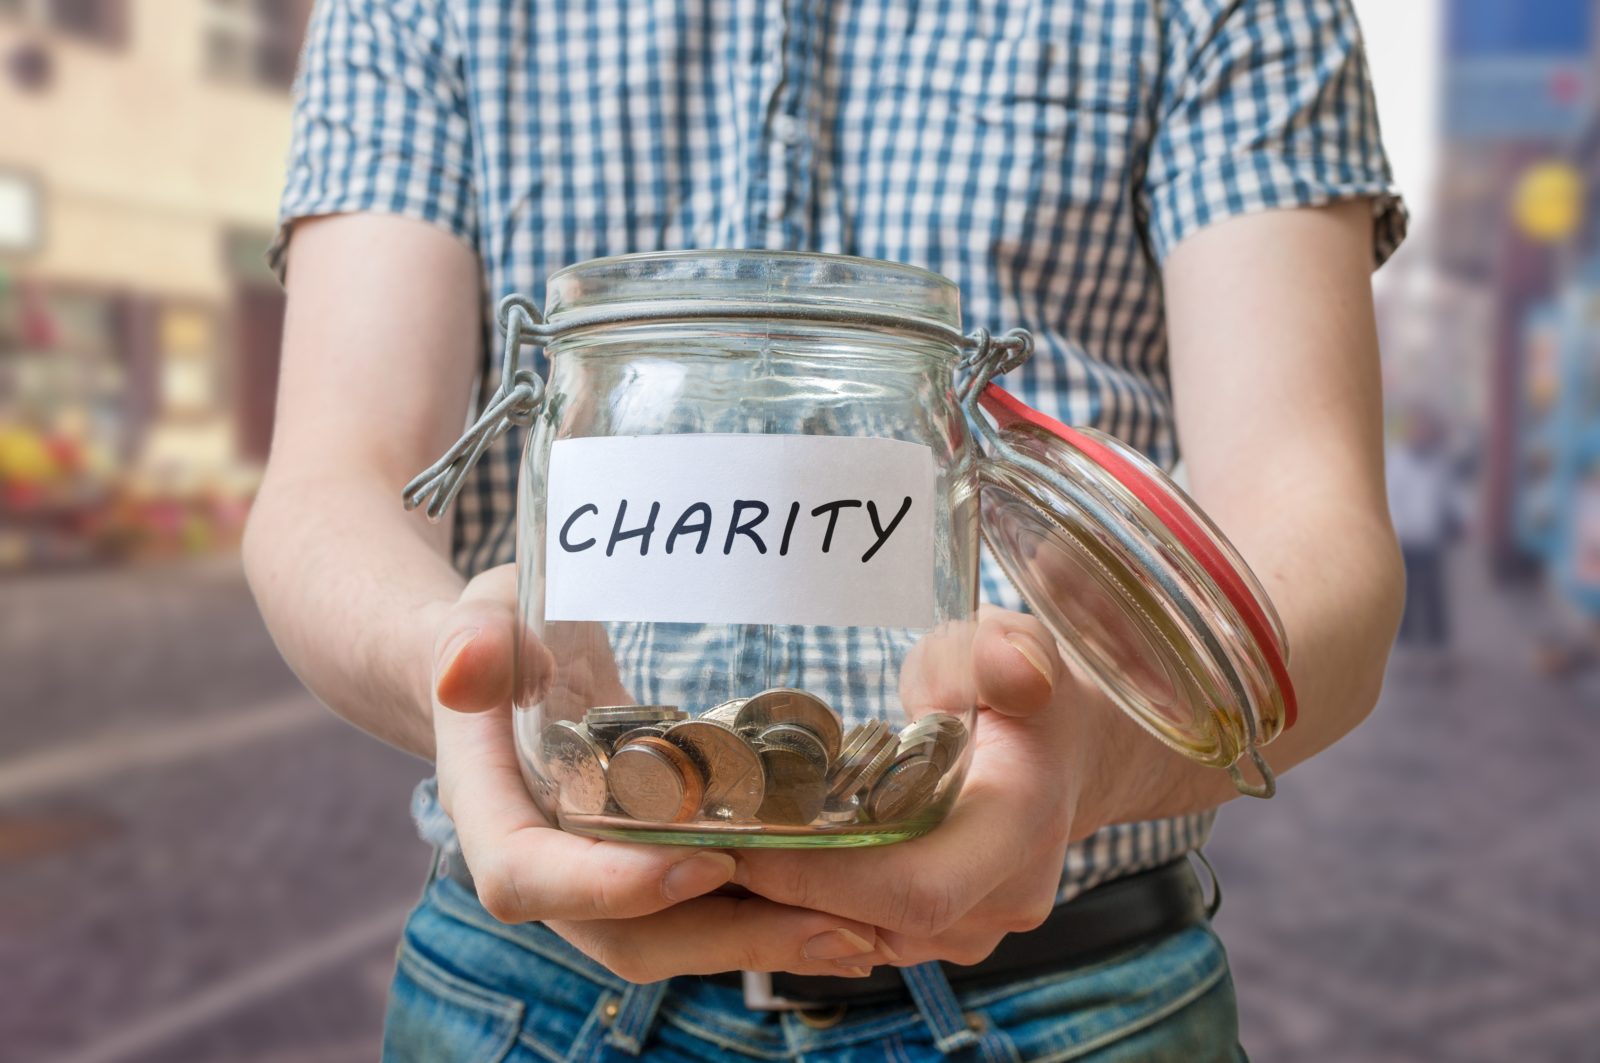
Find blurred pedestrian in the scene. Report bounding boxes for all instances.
[1387,405,1462,678]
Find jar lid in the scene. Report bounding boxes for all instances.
[976,385,1294,793]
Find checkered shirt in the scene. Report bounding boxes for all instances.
[273,0,1406,904]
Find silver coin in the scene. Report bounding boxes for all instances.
[586,706,686,743]
[827,721,898,800]
[736,688,842,763]
[863,755,943,823]
[587,705,684,724]
[540,720,609,815]
[757,722,830,774]
[699,698,748,726]
[608,724,668,749]
[832,723,908,797]
[665,720,766,820]
[608,736,704,823]
[899,713,968,773]
[755,747,827,825]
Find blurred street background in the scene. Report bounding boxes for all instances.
[2,2,1598,1061]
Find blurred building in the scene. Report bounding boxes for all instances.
[1431,0,1599,601]
[0,0,309,566]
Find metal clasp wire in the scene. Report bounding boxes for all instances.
[403,295,550,521]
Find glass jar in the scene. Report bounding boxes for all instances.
[408,251,1294,848]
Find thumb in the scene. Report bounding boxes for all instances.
[434,564,524,713]
[973,606,1061,717]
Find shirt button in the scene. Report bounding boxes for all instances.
[772,114,801,145]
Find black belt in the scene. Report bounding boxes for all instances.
[443,853,1211,1010]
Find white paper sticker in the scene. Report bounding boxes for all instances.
[544,434,938,628]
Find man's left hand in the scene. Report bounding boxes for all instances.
[732,607,1089,967]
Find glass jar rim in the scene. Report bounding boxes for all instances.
[543,250,965,338]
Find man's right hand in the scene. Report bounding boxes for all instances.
[430,564,894,982]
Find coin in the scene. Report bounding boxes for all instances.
[588,704,683,721]
[755,746,827,825]
[665,720,765,820]
[609,725,668,749]
[863,755,943,823]
[757,722,830,774]
[827,720,898,801]
[540,720,609,815]
[736,688,842,762]
[608,736,705,823]
[585,705,686,743]
[899,713,968,772]
[699,698,748,726]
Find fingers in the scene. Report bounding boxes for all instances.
[550,895,892,983]
[434,564,524,712]
[435,702,736,923]
[973,606,1061,717]
[733,777,1037,939]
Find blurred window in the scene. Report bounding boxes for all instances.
[202,0,306,91]
[0,0,125,48]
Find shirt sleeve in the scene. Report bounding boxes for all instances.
[1140,0,1408,268]
[267,0,478,282]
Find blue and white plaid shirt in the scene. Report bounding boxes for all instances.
[274,0,1404,904]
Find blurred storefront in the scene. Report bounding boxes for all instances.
[1429,1,1600,627]
[0,0,307,569]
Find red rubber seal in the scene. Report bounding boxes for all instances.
[980,384,1298,730]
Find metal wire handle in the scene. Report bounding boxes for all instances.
[402,296,547,521]
[403,293,1035,522]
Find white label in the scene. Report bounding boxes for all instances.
[544,435,937,628]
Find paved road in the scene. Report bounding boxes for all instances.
[1,554,1595,1062]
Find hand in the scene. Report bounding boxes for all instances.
[732,607,1086,966]
[430,564,896,981]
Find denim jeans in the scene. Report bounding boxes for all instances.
[382,868,1247,1063]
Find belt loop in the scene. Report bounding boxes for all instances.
[901,963,980,1054]
[604,980,670,1056]
[1191,849,1222,919]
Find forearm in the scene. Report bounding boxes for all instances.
[243,214,485,760]
[1070,496,1403,836]
[1070,200,1401,837]
[244,471,460,758]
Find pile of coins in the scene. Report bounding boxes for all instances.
[538,688,969,828]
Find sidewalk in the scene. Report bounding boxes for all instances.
[1210,553,1600,1062]
[2,553,1595,1061]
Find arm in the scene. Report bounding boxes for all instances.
[731,201,1404,961]
[1072,199,1404,832]
[243,214,482,758]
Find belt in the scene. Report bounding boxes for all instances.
[441,852,1212,1010]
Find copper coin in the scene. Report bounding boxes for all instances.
[755,747,827,825]
[608,736,704,823]
[864,755,942,823]
[736,688,842,762]
[665,720,765,820]
[540,720,609,815]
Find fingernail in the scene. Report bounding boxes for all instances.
[876,938,903,964]
[1006,634,1054,688]
[662,852,737,902]
[837,965,872,977]
[802,928,876,961]
[436,627,480,674]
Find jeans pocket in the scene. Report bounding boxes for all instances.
[969,925,1238,1063]
[383,941,525,1063]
